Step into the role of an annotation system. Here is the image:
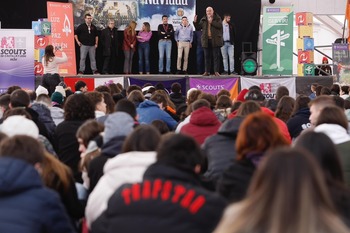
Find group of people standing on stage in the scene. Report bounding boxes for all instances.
[70,6,236,76]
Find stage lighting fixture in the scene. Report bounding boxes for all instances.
[241,52,258,75]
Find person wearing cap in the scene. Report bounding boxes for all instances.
[317,57,332,76]
[36,85,49,97]
[41,45,68,96]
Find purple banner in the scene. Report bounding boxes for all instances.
[0,29,35,91]
[129,77,187,94]
[189,78,239,96]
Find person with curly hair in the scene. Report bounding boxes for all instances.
[54,94,95,183]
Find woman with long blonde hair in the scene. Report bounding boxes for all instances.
[214,147,350,233]
[122,20,137,74]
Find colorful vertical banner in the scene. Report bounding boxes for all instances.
[262,6,293,75]
[189,78,239,100]
[333,43,350,83]
[240,77,296,99]
[47,1,76,75]
[0,29,35,92]
[70,0,196,30]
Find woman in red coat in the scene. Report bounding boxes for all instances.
[123,21,137,74]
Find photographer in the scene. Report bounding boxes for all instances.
[41,45,67,96]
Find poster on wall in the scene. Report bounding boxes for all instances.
[47,1,77,75]
[70,0,196,30]
[0,29,35,92]
[262,6,293,75]
[240,77,296,99]
[333,43,350,84]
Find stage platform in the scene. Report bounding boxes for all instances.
[35,74,334,97]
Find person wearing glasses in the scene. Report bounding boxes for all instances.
[75,13,99,75]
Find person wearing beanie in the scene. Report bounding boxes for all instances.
[1,115,39,138]
[50,92,65,126]
[317,57,332,76]
[87,112,136,192]
[55,86,66,97]
[36,85,49,97]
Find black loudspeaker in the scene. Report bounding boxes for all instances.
[241,52,258,75]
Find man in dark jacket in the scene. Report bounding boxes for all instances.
[194,6,223,76]
[91,134,226,233]
[101,19,118,74]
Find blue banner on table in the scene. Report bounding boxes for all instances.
[189,77,239,100]
[0,29,35,93]
[262,7,294,75]
[129,77,186,94]
[70,0,196,30]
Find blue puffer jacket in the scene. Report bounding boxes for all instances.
[0,157,75,233]
[137,100,178,130]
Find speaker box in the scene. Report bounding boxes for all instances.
[241,52,258,75]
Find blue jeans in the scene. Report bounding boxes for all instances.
[158,40,172,73]
[138,42,150,73]
[79,45,97,72]
[221,42,234,73]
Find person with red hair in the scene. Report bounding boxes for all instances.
[216,112,289,202]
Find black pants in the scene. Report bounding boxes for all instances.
[203,39,220,73]
[42,73,61,96]
[102,49,117,74]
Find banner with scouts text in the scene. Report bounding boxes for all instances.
[70,0,196,30]
[262,6,293,75]
[47,2,77,75]
[240,77,296,99]
[0,29,35,93]
[189,78,239,100]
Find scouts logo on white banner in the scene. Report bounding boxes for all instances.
[240,77,296,99]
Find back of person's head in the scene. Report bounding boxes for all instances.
[294,131,344,183]
[311,83,318,92]
[115,99,137,119]
[64,94,95,121]
[309,95,335,109]
[108,83,121,95]
[275,96,296,123]
[216,95,232,109]
[248,85,261,91]
[187,89,202,105]
[320,87,332,96]
[341,85,349,95]
[76,119,104,147]
[0,94,10,111]
[171,82,182,94]
[217,89,231,98]
[10,89,30,108]
[236,100,261,117]
[316,106,348,130]
[127,90,145,106]
[156,133,203,172]
[150,92,167,107]
[315,85,323,96]
[94,85,111,93]
[236,112,289,160]
[333,96,345,109]
[227,147,349,233]
[85,91,104,108]
[191,99,210,112]
[330,84,340,95]
[6,85,21,95]
[126,85,142,96]
[102,92,115,114]
[122,125,161,153]
[244,89,265,104]
[36,94,51,106]
[2,108,32,121]
[0,135,44,165]
[198,92,216,110]
[75,80,87,92]
[151,120,170,135]
[264,99,277,112]
[293,95,310,114]
[275,86,289,102]
[231,101,242,113]
[112,93,125,105]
